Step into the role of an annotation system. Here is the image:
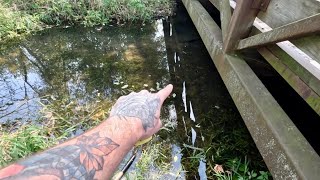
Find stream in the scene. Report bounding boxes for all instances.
[0,3,268,179]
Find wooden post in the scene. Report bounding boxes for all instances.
[223,0,261,52]
[220,0,232,42]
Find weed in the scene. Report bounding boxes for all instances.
[212,158,272,180]
[39,96,113,138]
[127,139,173,179]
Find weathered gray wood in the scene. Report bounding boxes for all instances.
[223,0,259,52]
[267,44,320,97]
[255,0,320,64]
[220,0,232,42]
[257,0,320,28]
[208,0,220,10]
[181,0,320,179]
[253,18,320,90]
[237,13,320,50]
[229,0,320,98]
[258,47,320,115]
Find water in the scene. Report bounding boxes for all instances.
[0,5,267,179]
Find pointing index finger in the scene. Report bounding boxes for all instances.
[156,84,173,104]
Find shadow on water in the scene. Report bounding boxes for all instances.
[0,3,267,179]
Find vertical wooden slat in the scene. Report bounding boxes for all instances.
[223,0,260,52]
[208,0,219,10]
[220,0,232,42]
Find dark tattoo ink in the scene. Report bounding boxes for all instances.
[110,92,160,131]
[1,132,119,180]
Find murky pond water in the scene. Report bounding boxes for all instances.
[0,4,267,179]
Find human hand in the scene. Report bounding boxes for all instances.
[110,84,173,140]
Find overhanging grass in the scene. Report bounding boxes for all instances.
[0,0,174,41]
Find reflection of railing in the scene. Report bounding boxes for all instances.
[182,0,320,179]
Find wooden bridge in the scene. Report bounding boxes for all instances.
[181,0,320,179]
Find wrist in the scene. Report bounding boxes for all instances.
[100,116,144,145]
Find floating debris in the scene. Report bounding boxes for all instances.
[143,84,149,87]
[172,93,176,98]
[156,82,161,90]
[214,105,220,109]
[121,85,129,89]
[213,164,224,174]
[150,88,156,92]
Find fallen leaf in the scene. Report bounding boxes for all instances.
[214,164,224,174]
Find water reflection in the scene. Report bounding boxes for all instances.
[0,21,170,123]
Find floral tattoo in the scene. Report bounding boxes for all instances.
[0,133,119,180]
[110,92,160,131]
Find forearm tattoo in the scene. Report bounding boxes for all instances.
[0,133,119,180]
[110,92,160,131]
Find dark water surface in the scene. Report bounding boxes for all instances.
[0,5,267,179]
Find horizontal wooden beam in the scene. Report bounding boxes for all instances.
[237,13,320,50]
[258,47,320,115]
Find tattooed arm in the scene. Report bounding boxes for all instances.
[0,84,173,180]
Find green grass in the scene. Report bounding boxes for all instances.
[0,0,174,41]
[212,158,271,180]
[0,96,113,167]
[0,125,56,167]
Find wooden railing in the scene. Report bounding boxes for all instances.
[210,0,320,116]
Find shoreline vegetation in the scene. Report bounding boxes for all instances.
[0,0,174,42]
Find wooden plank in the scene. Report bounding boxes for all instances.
[255,0,320,64]
[237,13,320,50]
[208,0,220,10]
[251,16,320,81]
[223,0,260,52]
[257,0,320,28]
[220,0,232,42]
[258,47,320,115]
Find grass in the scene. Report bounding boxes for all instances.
[0,125,56,167]
[0,0,174,41]
[211,158,271,180]
[0,95,114,167]
[39,96,113,138]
